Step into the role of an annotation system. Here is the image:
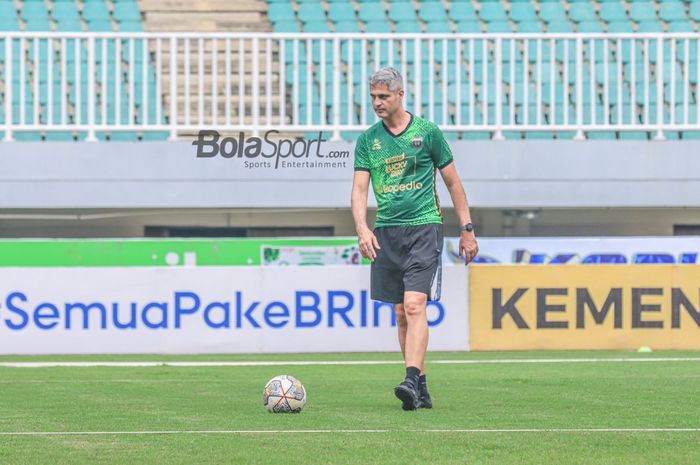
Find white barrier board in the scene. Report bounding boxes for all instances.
[0,266,468,354]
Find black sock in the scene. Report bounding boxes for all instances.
[418,374,428,395]
[405,366,420,386]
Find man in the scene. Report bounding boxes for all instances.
[351,67,478,411]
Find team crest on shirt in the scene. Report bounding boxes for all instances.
[411,137,423,148]
[371,139,382,150]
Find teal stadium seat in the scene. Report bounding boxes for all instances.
[487,21,512,32]
[113,3,141,22]
[629,3,657,22]
[539,3,568,23]
[479,3,508,22]
[267,3,295,23]
[569,3,597,23]
[328,3,355,23]
[455,20,481,32]
[449,1,477,22]
[302,21,330,32]
[637,21,664,32]
[607,21,634,32]
[509,3,537,23]
[82,2,111,22]
[357,3,385,23]
[599,3,627,23]
[419,2,448,23]
[658,2,687,22]
[51,3,80,21]
[87,20,114,31]
[388,3,415,22]
[394,21,421,33]
[25,19,51,31]
[298,4,326,23]
[0,1,17,19]
[21,2,48,20]
[335,21,360,32]
[667,21,694,32]
[547,21,574,32]
[690,2,700,22]
[118,21,143,31]
[517,20,543,32]
[578,21,604,33]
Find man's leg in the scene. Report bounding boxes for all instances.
[393,303,407,360]
[402,291,428,374]
[393,291,429,410]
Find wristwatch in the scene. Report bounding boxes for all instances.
[461,223,474,233]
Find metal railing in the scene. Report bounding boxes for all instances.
[1,32,699,141]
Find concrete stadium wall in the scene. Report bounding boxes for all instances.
[1,140,700,210]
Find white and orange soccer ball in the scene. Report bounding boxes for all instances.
[262,375,307,413]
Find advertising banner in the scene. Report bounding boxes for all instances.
[0,266,468,354]
[470,265,700,350]
[444,236,700,265]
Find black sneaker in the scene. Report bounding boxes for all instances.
[416,391,432,409]
[394,379,419,411]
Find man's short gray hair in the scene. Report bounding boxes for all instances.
[369,67,404,92]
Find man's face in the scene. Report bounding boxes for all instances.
[370,84,404,118]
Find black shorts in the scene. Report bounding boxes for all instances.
[370,223,444,304]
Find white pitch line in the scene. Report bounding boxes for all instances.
[1,428,700,436]
[1,357,700,368]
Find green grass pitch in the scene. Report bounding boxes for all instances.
[1,351,699,465]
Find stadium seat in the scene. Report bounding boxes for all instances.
[334,21,360,33]
[117,21,143,32]
[480,3,508,22]
[539,3,568,23]
[629,4,658,22]
[302,21,330,32]
[449,2,477,22]
[578,21,604,32]
[393,21,420,33]
[419,2,448,23]
[667,21,694,32]
[268,3,295,23]
[113,3,142,22]
[328,3,355,23]
[21,2,48,20]
[547,21,574,32]
[51,3,80,21]
[357,3,385,23]
[658,2,687,22]
[599,3,628,23]
[516,21,543,32]
[607,21,634,32]
[509,3,537,23]
[298,4,326,23]
[569,3,597,23]
[455,20,482,32]
[82,3,111,22]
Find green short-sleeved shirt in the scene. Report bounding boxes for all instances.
[354,113,454,228]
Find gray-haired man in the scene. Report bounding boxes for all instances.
[351,67,478,410]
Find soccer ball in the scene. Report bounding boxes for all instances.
[262,375,307,413]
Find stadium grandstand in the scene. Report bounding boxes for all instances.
[0,0,700,142]
[0,1,699,237]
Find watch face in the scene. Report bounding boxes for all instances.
[463,223,473,232]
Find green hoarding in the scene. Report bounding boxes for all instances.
[0,238,363,267]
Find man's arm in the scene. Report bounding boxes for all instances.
[351,170,380,261]
[439,162,478,264]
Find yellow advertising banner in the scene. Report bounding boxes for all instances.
[470,265,700,350]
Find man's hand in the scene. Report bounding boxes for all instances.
[459,231,478,265]
[357,226,380,261]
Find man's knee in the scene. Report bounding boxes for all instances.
[403,293,427,318]
[394,304,407,327]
